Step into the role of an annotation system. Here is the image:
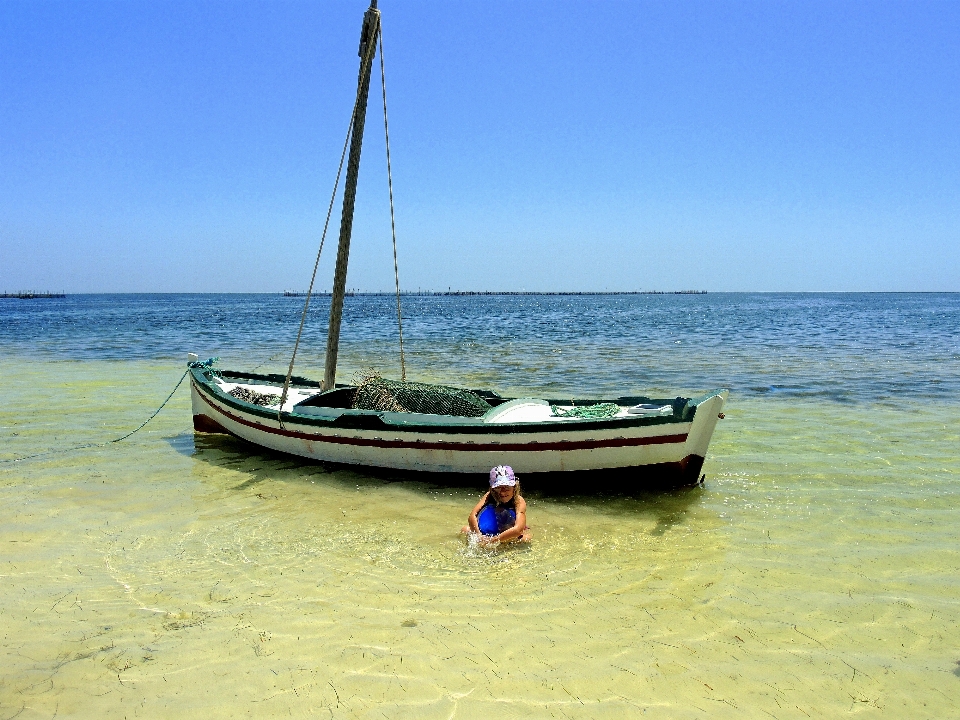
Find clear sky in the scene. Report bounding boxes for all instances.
[1,0,957,293]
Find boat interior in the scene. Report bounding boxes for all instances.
[203,370,690,424]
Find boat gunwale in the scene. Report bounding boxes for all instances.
[190,368,723,436]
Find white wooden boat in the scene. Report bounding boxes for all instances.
[190,366,726,485]
[190,1,728,486]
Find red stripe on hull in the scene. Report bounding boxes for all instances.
[194,382,688,452]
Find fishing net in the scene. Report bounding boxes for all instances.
[550,403,622,419]
[353,373,492,417]
[229,386,281,407]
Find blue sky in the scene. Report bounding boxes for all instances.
[1,0,957,292]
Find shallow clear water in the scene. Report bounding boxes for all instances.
[1,294,958,718]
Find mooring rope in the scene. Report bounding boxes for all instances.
[379,22,407,381]
[2,368,191,465]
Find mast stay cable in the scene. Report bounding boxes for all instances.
[322,4,381,392]
[277,110,357,421]
[280,3,407,418]
[279,4,382,420]
[378,23,407,381]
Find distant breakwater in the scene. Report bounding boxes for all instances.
[283,290,708,297]
[0,292,66,299]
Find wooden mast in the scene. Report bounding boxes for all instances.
[322,0,381,391]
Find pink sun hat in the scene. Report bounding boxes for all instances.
[489,465,517,488]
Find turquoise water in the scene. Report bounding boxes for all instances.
[1,293,958,718]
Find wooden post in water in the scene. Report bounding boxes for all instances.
[322,1,381,391]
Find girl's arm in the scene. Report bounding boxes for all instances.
[489,497,527,543]
[466,492,490,533]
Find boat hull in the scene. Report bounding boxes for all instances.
[190,369,726,486]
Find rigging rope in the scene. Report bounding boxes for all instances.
[379,22,407,381]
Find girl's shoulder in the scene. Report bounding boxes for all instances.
[515,495,527,512]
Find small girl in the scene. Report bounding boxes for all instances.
[462,466,531,544]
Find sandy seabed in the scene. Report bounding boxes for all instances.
[2,358,959,719]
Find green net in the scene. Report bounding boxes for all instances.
[550,403,621,419]
[353,375,492,417]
